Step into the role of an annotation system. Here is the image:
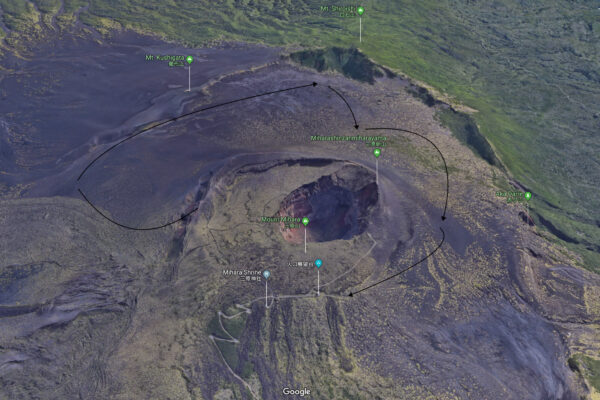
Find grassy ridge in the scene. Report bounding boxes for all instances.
[289,47,393,84]
[2,0,599,269]
[436,108,500,167]
[569,354,600,393]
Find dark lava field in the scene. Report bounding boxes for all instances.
[1,32,599,400]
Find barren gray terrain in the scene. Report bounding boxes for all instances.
[1,32,599,399]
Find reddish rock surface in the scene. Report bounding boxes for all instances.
[279,165,378,243]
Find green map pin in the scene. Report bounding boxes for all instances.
[525,192,532,201]
[186,55,193,64]
[374,148,381,158]
[302,217,309,226]
[357,6,365,15]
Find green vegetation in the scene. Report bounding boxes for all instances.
[342,387,362,400]
[206,314,225,337]
[206,308,248,373]
[1,1,598,269]
[289,47,394,84]
[0,0,38,32]
[222,313,247,338]
[388,136,459,176]
[216,341,239,370]
[241,361,254,379]
[62,0,88,15]
[407,86,439,107]
[32,0,61,14]
[569,354,600,393]
[436,108,500,167]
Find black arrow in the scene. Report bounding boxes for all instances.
[348,227,445,297]
[365,127,449,220]
[327,86,359,129]
[78,188,198,231]
[78,82,318,181]
[76,82,317,231]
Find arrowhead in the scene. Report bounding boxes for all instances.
[354,125,359,129]
[441,216,446,221]
[348,292,353,297]
[312,82,317,86]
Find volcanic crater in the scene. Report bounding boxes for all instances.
[279,164,378,243]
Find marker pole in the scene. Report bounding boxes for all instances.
[374,148,381,185]
[187,65,191,92]
[302,217,309,254]
[315,259,323,296]
[304,227,307,254]
[360,17,362,42]
[525,192,532,225]
[262,270,271,307]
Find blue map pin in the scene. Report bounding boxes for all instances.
[315,259,322,268]
[262,270,271,279]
